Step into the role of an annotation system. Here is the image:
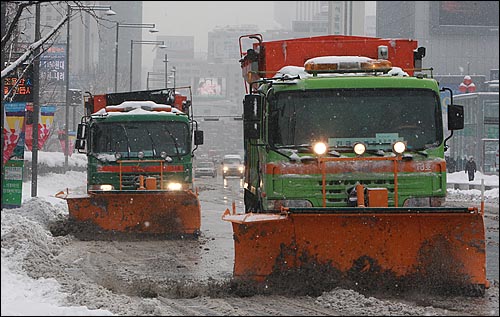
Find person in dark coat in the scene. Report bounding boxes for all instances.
[465,157,477,181]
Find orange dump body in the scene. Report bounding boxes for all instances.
[222,207,488,294]
[61,190,200,235]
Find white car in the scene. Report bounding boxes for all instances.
[194,161,217,178]
[222,154,244,179]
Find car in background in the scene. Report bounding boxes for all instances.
[222,154,244,179]
[194,161,217,178]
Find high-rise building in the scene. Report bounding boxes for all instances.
[208,25,259,63]
[376,1,499,78]
[273,1,366,36]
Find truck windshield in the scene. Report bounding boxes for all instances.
[268,89,443,151]
[91,121,189,157]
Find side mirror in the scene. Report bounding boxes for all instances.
[448,104,464,130]
[75,139,86,150]
[243,94,261,139]
[243,94,261,121]
[244,121,260,139]
[194,130,204,145]
[76,123,87,139]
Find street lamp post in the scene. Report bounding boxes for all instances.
[65,4,115,170]
[129,40,165,91]
[114,22,158,92]
[170,66,176,94]
[163,53,168,89]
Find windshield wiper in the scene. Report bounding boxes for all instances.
[145,127,157,157]
[275,144,312,152]
[120,124,131,158]
[163,125,181,159]
[416,150,429,157]
[268,145,293,160]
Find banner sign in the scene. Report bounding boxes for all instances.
[3,64,34,102]
[40,44,65,83]
[2,103,26,208]
[195,77,226,96]
[24,105,57,151]
[2,160,24,208]
[58,129,76,156]
[3,102,26,164]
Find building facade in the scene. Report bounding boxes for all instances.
[376,1,499,173]
[376,1,499,78]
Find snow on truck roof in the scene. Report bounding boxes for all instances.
[93,100,185,116]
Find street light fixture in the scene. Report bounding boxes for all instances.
[114,22,159,92]
[129,40,166,91]
[64,4,116,170]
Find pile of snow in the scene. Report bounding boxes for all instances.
[24,151,87,168]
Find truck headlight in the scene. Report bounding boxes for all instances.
[89,184,114,191]
[166,182,183,191]
[392,141,406,154]
[313,142,327,155]
[353,142,366,155]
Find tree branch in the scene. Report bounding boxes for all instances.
[1,14,68,79]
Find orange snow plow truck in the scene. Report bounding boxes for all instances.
[222,34,489,295]
[57,87,204,236]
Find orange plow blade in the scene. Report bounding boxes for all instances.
[58,190,200,235]
[223,207,488,295]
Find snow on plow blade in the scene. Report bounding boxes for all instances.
[58,190,201,235]
[222,207,489,295]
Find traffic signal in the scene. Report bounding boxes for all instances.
[69,89,82,106]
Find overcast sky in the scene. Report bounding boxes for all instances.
[142,1,277,53]
[139,1,376,84]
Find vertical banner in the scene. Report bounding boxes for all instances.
[58,130,76,156]
[2,103,26,164]
[25,105,57,151]
[2,103,26,208]
[3,63,32,208]
[2,160,24,208]
[39,44,65,83]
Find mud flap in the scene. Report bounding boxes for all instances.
[223,207,488,295]
[60,190,201,235]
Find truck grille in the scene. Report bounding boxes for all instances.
[119,173,163,190]
[317,178,395,205]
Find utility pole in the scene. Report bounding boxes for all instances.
[164,53,168,89]
[64,4,70,171]
[1,1,6,208]
[31,3,41,196]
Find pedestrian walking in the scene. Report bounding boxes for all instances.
[465,157,477,181]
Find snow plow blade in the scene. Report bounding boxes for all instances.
[222,207,488,295]
[57,190,200,235]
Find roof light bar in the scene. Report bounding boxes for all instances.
[304,56,392,74]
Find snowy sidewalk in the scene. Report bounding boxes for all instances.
[447,171,499,190]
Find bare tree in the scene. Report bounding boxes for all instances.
[1,2,66,81]
[2,1,114,83]
[1,1,115,191]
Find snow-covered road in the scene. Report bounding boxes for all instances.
[2,162,499,315]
